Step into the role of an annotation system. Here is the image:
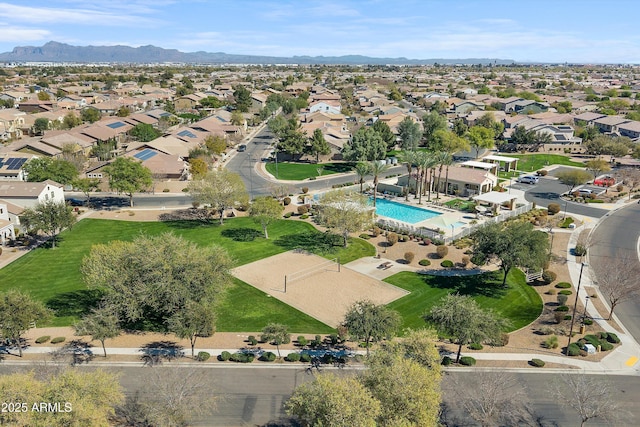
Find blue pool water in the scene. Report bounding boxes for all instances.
[373,198,441,224]
[452,221,467,228]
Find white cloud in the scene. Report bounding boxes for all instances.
[0,25,51,42]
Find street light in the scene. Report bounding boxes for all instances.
[566,262,588,354]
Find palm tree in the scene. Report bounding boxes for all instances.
[416,151,437,204]
[369,160,391,207]
[399,150,418,200]
[442,153,454,197]
[354,162,372,193]
[433,151,451,200]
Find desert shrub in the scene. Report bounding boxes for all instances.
[283,212,292,218]
[372,227,382,237]
[543,335,559,349]
[436,244,448,258]
[230,352,255,363]
[461,255,470,266]
[546,289,557,295]
[537,169,548,176]
[530,358,546,367]
[387,232,399,246]
[283,197,291,206]
[297,336,308,347]
[248,335,258,346]
[564,315,572,321]
[600,341,613,351]
[423,238,432,246]
[404,252,415,263]
[567,343,581,356]
[547,203,561,215]
[557,294,568,306]
[419,259,431,266]
[300,214,309,219]
[259,351,277,362]
[468,343,483,350]
[489,333,509,347]
[584,335,602,348]
[35,336,51,344]
[441,356,452,366]
[359,233,371,239]
[538,327,554,335]
[583,318,593,325]
[459,356,476,366]
[51,337,65,344]
[440,260,454,268]
[559,289,572,295]
[554,312,566,324]
[555,282,571,289]
[606,332,620,344]
[196,351,210,362]
[574,244,587,256]
[300,353,312,363]
[219,351,232,361]
[285,353,301,362]
[555,305,569,312]
[542,270,557,284]
[301,187,309,194]
[297,205,309,215]
[399,234,409,242]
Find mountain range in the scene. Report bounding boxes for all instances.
[0,41,515,65]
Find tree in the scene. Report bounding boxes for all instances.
[23,157,79,185]
[426,294,509,363]
[103,157,153,207]
[473,221,549,287]
[188,157,208,179]
[278,119,308,159]
[72,177,101,207]
[74,305,121,357]
[369,160,390,207]
[81,107,101,123]
[342,300,400,356]
[593,256,640,320]
[307,128,331,163]
[82,233,232,328]
[397,116,422,151]
[168,300,216,358]
[476,112,505,139]
[61,142,86,172]
[354,161,372,193]
[316,190,374,247]
[267,114,288,137]
[0,290,51,357]
[116,106,130,117]
[584,158,611,179]
[421,111,448,147]
[21,200,76,249]
[372,120,396,150]
[556,169,592,195]
[62,112,82,129]
[260,323,289,358]
[37,91,50,101]
[286,373,381,427]
[553,374,622,427]
[33,117,49,135]
[0,369,124,426]
[249,196,283,239]
[204,134,227,156]
[452,118,468,137]
[188,169,249,224]
[466,125,495,158]
[129,123,160,142]
[230,109,245,126]
[342,127,387,161]
[233,85,252,112]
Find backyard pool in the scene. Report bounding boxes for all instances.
[373,198,441,224]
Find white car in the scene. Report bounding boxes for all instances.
[517,175,539,184]
[577,188,593,196]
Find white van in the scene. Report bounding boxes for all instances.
[517,175,539,184]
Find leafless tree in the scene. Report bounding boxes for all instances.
[593,256,640,320]
[553,373,623,427]
[447,371,539,426]
[618,168,640,200]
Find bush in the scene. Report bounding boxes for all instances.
[559,289,572,295]
[297,205,309,215]
[359,233,371,239]
[564,315,572,321]
[583,318,593,325]
[555,305,569,312]
[468,343,483,350]
[543,335,559,349]
[404,252,415,263]
[35,336,51,344]
[418,259,431,266]
[300,214,309,219]
[51,337,65,344]
[555,282,572,289]
[459,356,476,366]
[440,260,454,268]
[490,333,509,347]
[297,336,308,347]
[322,353,335,364]
[547,203,561,215]
[423,238,432,246]
[574,244,587,256]
[230,352,255,363]
[301,187,309,194]
[441,356,452,366]
[606,332,620,344]
[537,169,548,176]
[461,255,470,266]
[372,227,382,237]
[542,270,557,284]
[567,343,581,356]
[600,340,613,351]
[530,358,546,367]
[436,245,448,258]
[219,351,232,361]
[283,197,291,206]
[162,188,170,193]
[387,232,398,246]
[196,351,210,362]
[557,294,568,306]
[554,312,566,324]
[300,353,311,363]
[283,212,292,218]
[259,351,277,362]
[546,289,557,295]
[285,353,300,362]
[248,335,258,346]
[584,335,602,348]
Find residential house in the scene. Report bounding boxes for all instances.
[0,201,16,244]
[617,120,640,140]
[0,180,65,208]
[593,115,629,134]
[174,93,205,111]
[124,149,187,180]
[397,166,497,197]
[0,109,27,141]
[450,100,485,114]
[573,112,605,126]
[0,154,33,181]
[308,100,341,115]
[17,100,55,113]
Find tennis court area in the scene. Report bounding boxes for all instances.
[232,251,408,327]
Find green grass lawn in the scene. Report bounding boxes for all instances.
[384,269,542,332]
[443,198,476,212]
[511,154,585,172]
[0,217,373,330]
[265,161,356,180]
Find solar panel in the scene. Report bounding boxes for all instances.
[7,158,27,170]
[106,121,126,129]
[134,149,157,161]
[0,159,4,167]
[178,130,196,138]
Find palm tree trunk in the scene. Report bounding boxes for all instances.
[436,166,444,199]
[427,169,433,202]
[418,168,423,205]
[373,179,378,207]
[444,164,451,197]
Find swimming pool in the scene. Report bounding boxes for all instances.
[373,198,441,224]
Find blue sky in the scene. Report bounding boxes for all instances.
[0,0,638,63]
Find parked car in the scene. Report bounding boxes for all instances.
[576,188,593,196]
[594,175,615,187]
[517,175,539,184]
[66,198,84,206]
[237,144,247,152]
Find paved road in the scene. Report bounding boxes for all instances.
[589,202,640,341]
